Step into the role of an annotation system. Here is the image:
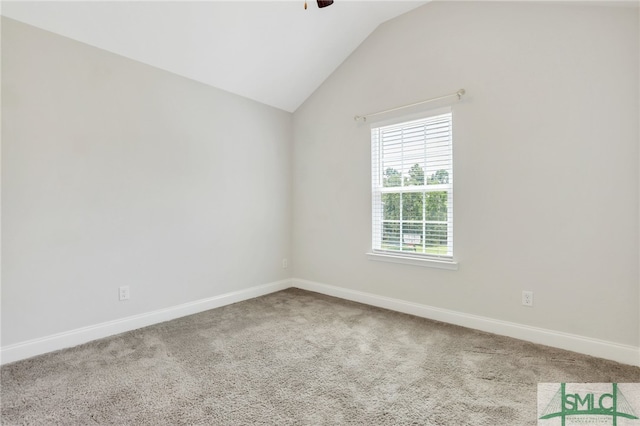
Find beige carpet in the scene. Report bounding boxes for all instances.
[1,288,638,425]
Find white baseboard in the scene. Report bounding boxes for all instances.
[292,278,640,367]
[3,277,638,367]
[0,279,292,365]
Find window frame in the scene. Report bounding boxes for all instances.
[368,107,458,270]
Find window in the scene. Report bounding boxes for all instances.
[370,109,454,266]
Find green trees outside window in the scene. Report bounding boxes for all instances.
[381,166,449,254]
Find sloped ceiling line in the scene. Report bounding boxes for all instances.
[1,1,428,112]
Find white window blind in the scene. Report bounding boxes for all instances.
[371,111,453,261]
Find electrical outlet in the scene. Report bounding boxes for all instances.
[119,286,130,301]
[522,290,533,307]
[282,258,288,269]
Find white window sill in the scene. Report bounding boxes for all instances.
[366,252,459,270]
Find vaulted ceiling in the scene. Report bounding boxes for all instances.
[1,1,428,112]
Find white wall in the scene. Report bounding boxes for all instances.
[1,18,292,346]
[2,2,639,363]
[292,2,639,347]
